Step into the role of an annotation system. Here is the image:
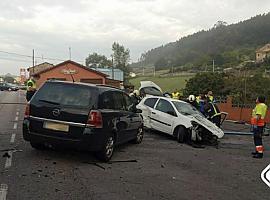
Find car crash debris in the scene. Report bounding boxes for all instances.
[84,162,106,170]
[108,159,138,164]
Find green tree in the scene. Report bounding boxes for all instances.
[112,42,130,73]
[154,57,168,70]
[85,52,112,68]
[183,72,225,96]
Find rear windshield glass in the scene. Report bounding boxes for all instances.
[140,87,163,96]
[33,82,96,107]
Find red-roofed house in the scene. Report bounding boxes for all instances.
[32,60,121,88]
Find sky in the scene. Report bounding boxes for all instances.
[0,0,269,75]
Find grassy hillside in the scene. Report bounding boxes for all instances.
[129,75,193,93]
[132,13,270,70]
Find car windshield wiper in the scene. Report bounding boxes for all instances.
[39,99,60,105]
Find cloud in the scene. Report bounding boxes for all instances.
[0,0,270,74]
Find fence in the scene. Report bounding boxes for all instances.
[217,96,270,123]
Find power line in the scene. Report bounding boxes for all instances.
[0,50,66,62]
[0,57,32,63]
[0,50,32,58]
[0,49,84,64]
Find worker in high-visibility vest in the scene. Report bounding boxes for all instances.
[207,91,214,102]
[204,99,221,127]
[251,96,268,159]
[26,77,37,102]
[171,89,180,100]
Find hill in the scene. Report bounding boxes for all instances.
[132,13,270,70]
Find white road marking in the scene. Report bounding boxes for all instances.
[13,123,17,130]
[0,184,8,200]
[4,151,13,168]
[10,134,16,143]
[15,116,18,121]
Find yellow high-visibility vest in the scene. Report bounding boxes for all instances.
[172,92,180,99]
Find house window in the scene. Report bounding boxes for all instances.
[257,54,260,57]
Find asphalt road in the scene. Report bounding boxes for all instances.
[0,91,269,200]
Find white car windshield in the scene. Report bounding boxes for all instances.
[172,101,202,116]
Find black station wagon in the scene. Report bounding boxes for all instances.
[23,80,144,161]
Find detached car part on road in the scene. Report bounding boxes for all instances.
[137,96,224,145]
[23,80,144,162]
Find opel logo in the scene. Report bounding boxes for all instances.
[52,109,60,117]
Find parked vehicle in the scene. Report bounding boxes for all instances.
[0,82,19,91]
[137,96,224,144]
[23,80,144,161]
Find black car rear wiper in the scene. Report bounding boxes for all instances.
[39,99,60,105]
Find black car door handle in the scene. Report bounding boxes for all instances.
[152,112,156,114]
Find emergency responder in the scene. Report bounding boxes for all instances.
[197,94,207,115]
[207,90,214,102]
[172,89,180,99]
[129,90,141,105]
[26,77,37,102]
[251,96,268,159]
[204,99,221,127]
[187,95,198,108]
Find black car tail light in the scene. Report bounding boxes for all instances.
[87,110,103,128]
[25,103,30,118]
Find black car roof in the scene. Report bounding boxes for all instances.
[46,80,123,92]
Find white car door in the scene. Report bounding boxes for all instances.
[151,99,177,135]
[137,97,159,129]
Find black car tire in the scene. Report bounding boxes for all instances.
[209,135,218,146]
[30,141,46,150]
[131,126,144,144]
[95,135,115,162]
[176,126,186,143]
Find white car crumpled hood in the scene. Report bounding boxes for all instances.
[189,114,224,139]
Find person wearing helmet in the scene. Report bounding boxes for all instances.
[187,94,198,108]
[26,77,37,102]
[129,89,141,105]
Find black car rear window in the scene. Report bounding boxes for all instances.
[33,82,96,107]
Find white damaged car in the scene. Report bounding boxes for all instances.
[137,96,224,145]
[139,81,163,97]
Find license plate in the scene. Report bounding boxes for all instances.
[43,122,69,132]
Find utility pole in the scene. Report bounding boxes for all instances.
[212,59,215,72]
[32,49,35,75]
[69,47,71,60]
[153,66,155,77]
[111,55,114,80]
[32,49,35,67]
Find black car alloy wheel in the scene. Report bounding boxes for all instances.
[135,127,144,144]
[96,135,115,162]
